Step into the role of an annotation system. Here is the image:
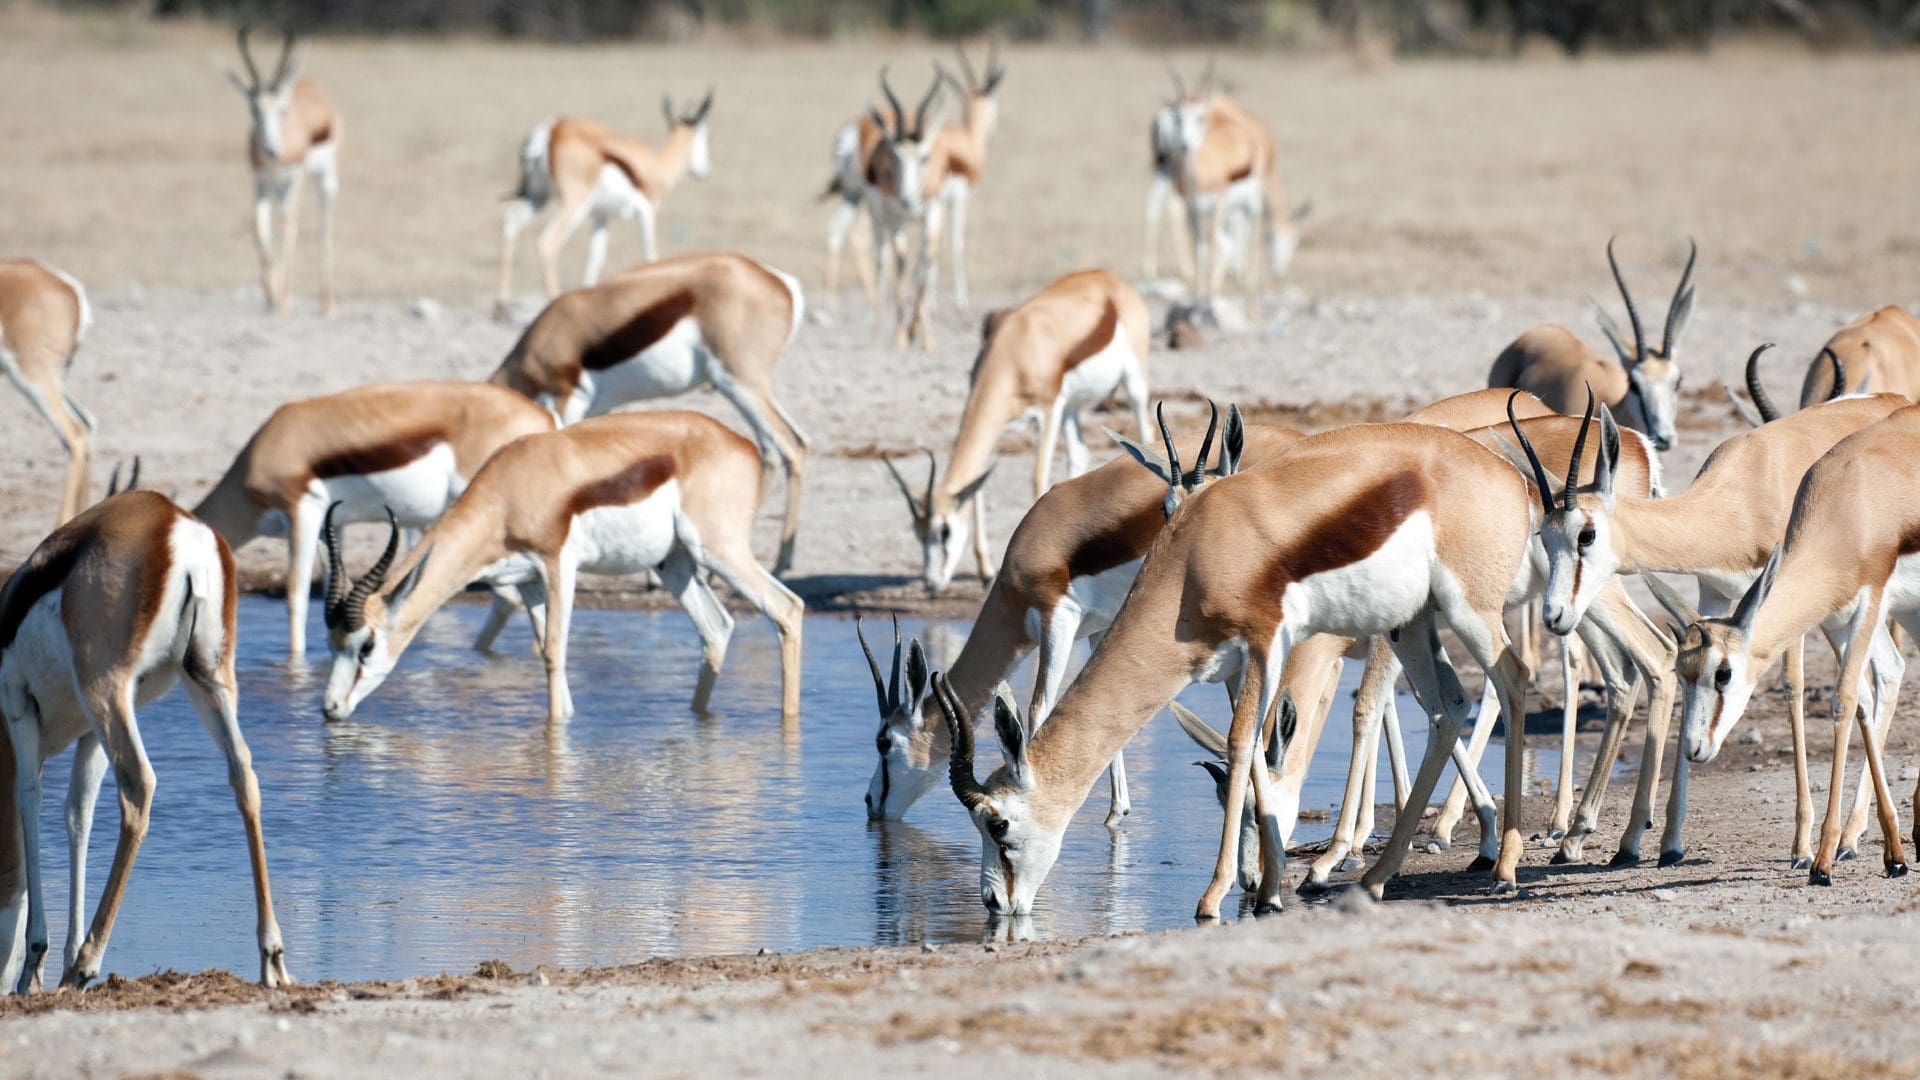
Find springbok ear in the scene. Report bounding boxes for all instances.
[388,546,432,613]
[1593,403,1621,505]
[990,682,1030,780]
[1220,404,1246,477]
[1721,380,1766,429]
[954,466,994,507]
[1642,572,1702,627]
[867,106,892,134]
[904,638,931,713]
[1106,427,1175,484]
[662,94,678,129]
[1593,302,1633,365]
[1665,286,1698,354]
[278,42,310,88]
[1194,760,1230,789]
[1732,548,1781,635]
[1268,691,1296,771]
[1169,701,1228,756]
[881,456,927,518]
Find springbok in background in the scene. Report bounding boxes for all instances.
[0,489,293,992]
[860,68,945,350]
[1519,373,1906,868]
[191,381,556,659]
[1490,237,1697,452]
[496,90,714,319]
[488,252,810,575]
[0,259,95,524]
[225,26,339,317]
[320,411,804,725]
[1726,343,1846,427]
[927,43,1006,313]
[884,270,1150,594]
[1730,306,1920,426]
[1650,405,1920,885]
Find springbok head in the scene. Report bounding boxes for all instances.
[867,66,943,215]
[225,26,308,161]
[661,88,716,180]
[321,504,432,721]
[939,41,1006,140]
[885,449,992,597]
[1593,236,1699,452]
[1644,553,1780,764]
[1109,400,1246,517]
[1510,386,1626,636]
[1171,696,1296,892]
[859,615,935,820]
[1163,56,1219,170]
[933,673,1063,917]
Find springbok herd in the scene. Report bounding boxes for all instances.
[2,28,1919,995]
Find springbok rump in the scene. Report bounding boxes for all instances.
[0,258,96,525]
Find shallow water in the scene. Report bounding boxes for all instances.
[29,598,1575,984]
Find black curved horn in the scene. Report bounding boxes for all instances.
[1188,400,1220,486]
[855,614,892,716]
[954,44,980,91]
[934,672,988,810]
[341,507,401,631]
[1606,236,1647,365]
[1508,391,1555,514]
[1564,386,1596,512]
[271,28,296,86]
[1745,343,1780,423]
[878,66,905,132]
[1156,401,1182,487]
[912,67,941,139]
[322,501,350,626]
[236,24,261,87]
[1823,347,1847,401]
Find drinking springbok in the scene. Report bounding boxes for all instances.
[0,258,95,524]
[488,251,809,575]
[1649,404,1920,884]
[884,270,1150,595]
[0,489,292,992]
[192,381,557,660]
[321,411,803,724]
[225,26,339,316]
[496,91,714,319]
[1490,238,1697,452]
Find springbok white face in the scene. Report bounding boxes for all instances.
[1508,392,1623,635]
[1172,698,1294,892]
[932,675,1065,916]
[868,66,943,216]
[225,26,306,161]
[663,90,716,181]
[319,505,430,722]
[1647,555,1778,763]
[884,452,990,597]
[1596,236,1698,453]
[859,616,937,820]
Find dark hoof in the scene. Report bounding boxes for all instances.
[1296,877,1333,897]
[1547,828,1567,842]
[1888,861,1909,878]
[1790,856,1812,871]
[1466,854,1496,872]
[1549,850,1572,865]
[1336,856,1362,872]
[1808,867,1833,886]
[1194,912,1222,924]
[1658,849,1684,868]
[1254,901,1282,917]
[1609,850,1640,868]
[1488,879,1517,896]
[1837,847,1858,862]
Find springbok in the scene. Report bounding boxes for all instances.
[0,258,95,524]
[1797,306,1920,403]
[191,381,556,660]
[1489,238,1697,452]
[1648,405,1920,884]
[935,419,1552,918]
[224,26,339,317]
[865,411,1322,831]
[0,489,292,992]
[885,270,1150,595]
[488,251,809,575]
[495,91,714,319]
[1519,373,1907,868]
[320,411,803,724]
[865,69,946,351]
[1726,342,1846,427]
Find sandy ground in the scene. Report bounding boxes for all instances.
[6,13,1920,1074]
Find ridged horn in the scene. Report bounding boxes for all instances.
[1507,391,1555,514]
[933,671,988,809]
[1745,343,1780,423]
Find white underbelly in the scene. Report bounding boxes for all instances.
[1281,511,1437,637]
[1883,551,1920,615]
[590,164,651,220]
[565,480,680,575]
[314,443,461,528]
[1056,331,1132,413]
[579,318,708,418]
[1061,556,1144,636]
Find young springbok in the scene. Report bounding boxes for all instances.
[1520,379,1906,868]
[1650,405,1920,885]
[0,490,292,992]
[191,381,556,659]
[225,26,339,317]
[320,411,803,725]
[1489,238,1698,452]
[496,91,714,318]
[488,251,809,574]
[0,258,95,525]
[885,270,1150,595]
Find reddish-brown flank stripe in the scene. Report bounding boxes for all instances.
[581,291,698,372]
[1227,162,1254,183]
[1261,471,1430,600]
[1063,500,1164,585]
[565,454,678,521]
[1060,299,1120,375]
[0,530,87,654]
[130,503,179,652]
[311,429,449,481]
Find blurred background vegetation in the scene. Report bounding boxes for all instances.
[47,0,1920,48]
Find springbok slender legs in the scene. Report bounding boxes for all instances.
[0,358,93,525]
[658,545,736,714]
[315,154,338,317]
[497,197,539,319]
[707,359,810,576]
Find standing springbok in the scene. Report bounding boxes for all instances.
[1519,375,1907,868]
[225,26,339,317]
[933,420,1551,917]
[0,259,95,525]
[884,270,1150,594]
[1490,238,1698,452]
[320,411,803,725]
[495,91,714,319]
[191,381,557,660]
[0,490,293,992]
[1649,405,1920,884]
[488,252,809,575]
[860,69,946,351]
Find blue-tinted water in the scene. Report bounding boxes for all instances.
[26,597,1565,983]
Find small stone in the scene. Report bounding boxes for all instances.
[410,297,444,321]
[1750,764,1765,772]
[1901,766,1918,782]
[1650,889,1679,903]
[527,972,550,988]
[757,947,770,956]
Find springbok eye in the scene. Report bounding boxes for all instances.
[875,732,891,755]
[938,523,952,543]
[1577,525,1597,549]
[989,818,1010,840]
[359,638,376,661]
[1714,666,1732,690]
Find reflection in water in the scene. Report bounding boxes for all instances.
[27,597,1571,983]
